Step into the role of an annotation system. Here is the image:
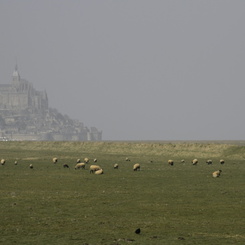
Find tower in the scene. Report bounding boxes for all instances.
[12,64,21,88]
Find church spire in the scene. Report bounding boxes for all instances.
[12,63,20,84]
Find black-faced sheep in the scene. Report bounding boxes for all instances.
[220,159,225,165]
[90,165,101,173]
[206,159,212,165]
[192,159,198,165]
[1,159,6,165]
[84,158,89,164]
[63,164,69,168]
[181,159,185,163]
[76,159,81,163]
[168,160,174,166]
[75,162,85,170]
[93,158,97,163]
[52,158,58,164]
[94,168,103,175]
[212,170,222,178]
[14,160,18,165]
[133,163,140,171]
[114,163,119,169]
[125,157,130,162]
[29,164,33,169]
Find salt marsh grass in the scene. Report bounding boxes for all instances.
[0,141,244,244]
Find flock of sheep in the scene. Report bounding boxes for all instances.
[66,157,224,177]
[51,157,141,174]
[167,158,224,177]
[1,157,225,178]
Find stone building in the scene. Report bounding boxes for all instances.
[0,66,102,141]
[0,65,48,112]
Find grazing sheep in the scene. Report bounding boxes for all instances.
[75,162,85,170]
[114,163,119,169]
[94,168,103,175]
[168,160,174,166]
[29,164,33,169]
[220,159,225,165]
[1,159,6,165]
[192,159,198,165]
[212,170,222,178]
[90,165,101,173]
[52,158,58,164]
[206,159,212,165]
[181,159,185,163]
[76,159,81,163]
[125,157,130,162]
[84,158,89,164]
[133,163,140,171]
[14,160,18,165]
[63,164,69,168]
[93,158,97,163]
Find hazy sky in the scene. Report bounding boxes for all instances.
[1,1,245,141]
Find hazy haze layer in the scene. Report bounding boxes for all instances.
[1,0,245,140]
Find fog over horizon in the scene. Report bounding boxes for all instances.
[1,1,245,141]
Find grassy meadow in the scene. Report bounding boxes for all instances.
[0,141,245,245]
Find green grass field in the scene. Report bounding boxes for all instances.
[0,141,244,245]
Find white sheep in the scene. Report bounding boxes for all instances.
[90,165,101,173]
[93,158,97,163]
[75,162,85,170]
[29,164,33,169]
[133,163,140,171]
[1,159,6,165]
[125,157,130,162]
[168,160,174,166]
[52,158,58,164]
[14,160,18,165]
[76,159,81,163]
[84,158,89,164]
[94,168,103,175]
[212,170,222,178]
[192,159,198,165]
[114,163,119,169]
[206,159,212,165]
[220,159,225,165]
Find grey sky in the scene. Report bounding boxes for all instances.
[1,1,245,141]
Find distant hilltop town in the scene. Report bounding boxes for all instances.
[0,66,102,141]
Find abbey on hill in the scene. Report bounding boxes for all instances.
[0,66,102,141]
